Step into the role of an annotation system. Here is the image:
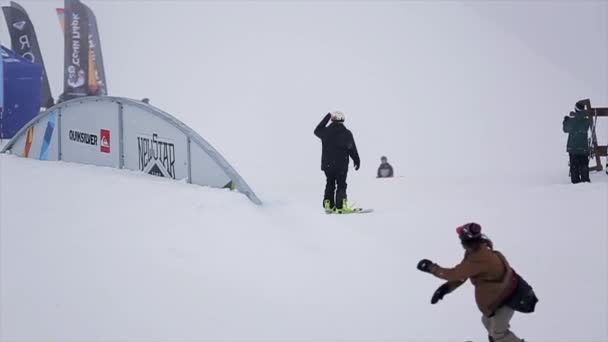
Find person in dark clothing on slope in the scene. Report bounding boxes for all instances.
[314,111,360,213]
[377,156,394,178]
[563,100,591,184]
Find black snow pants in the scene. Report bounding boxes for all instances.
[324,169,348,209]
[569,153,590,184]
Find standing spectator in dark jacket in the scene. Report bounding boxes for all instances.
[377,156,394,178]
[314,111,360,213]
[563,100,591,183]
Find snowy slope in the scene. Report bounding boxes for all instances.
[1,154,606,342]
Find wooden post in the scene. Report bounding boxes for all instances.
[571,100,607,172]
[584,107,608,172]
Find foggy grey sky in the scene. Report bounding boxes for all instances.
[3,1,605,100]
[2,1,607,184]
[466,1,607,94]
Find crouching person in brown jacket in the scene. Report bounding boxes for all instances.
[416,223,526,342]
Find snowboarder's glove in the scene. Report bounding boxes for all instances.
[354,163,360,171]
[563,116,570,123]
[430,282,452,304]
[416,259,436,273]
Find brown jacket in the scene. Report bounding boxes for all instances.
[431,244,515,316]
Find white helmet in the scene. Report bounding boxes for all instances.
[331,111,345,122]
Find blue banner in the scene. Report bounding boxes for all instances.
[0,45,42,139]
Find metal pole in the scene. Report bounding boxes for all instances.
[57,107,62,160]
[187,137,192,183]
[118,102,125,169]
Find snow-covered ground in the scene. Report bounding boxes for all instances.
[2,1,608,341]
[1,153,606,342]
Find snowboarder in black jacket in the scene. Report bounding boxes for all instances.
[314,111,360,212]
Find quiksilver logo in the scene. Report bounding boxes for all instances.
[69,130,98,146]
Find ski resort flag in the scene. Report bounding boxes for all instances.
[2,1,54,108]
[57,0,106,97]
[61,0,90,101]
[84,3,107,95]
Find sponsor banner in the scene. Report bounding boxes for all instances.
[62,0,89,100]
[67,128,111,154]
[84,3,106,95]
[60,100,119,167]
[57,2,107,96]
[69,129,98,146]
[2,1,54,108]
[137,133,176,179]
[122,104,188,181]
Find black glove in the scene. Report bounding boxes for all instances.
[325,113,332,119]
[416,259,435,273]
[563,116,570,123]
[354,163,360,171]
[431,283,452,304]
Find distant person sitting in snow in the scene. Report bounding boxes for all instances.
[416,223,537,342]
[563,99,591,184]
[376,156,393,178]
[314,111,360,213]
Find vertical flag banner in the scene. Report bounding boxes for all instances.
[2,1,54,108]
[57,0,107,97]
[85,3,107,95]
[61,0,90,100]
